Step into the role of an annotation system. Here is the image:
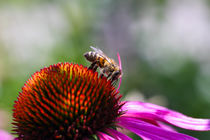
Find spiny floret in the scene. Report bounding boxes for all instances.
[13,62,123,140]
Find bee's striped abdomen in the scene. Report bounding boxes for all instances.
[98,57,105,67]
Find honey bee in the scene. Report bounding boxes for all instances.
[84,46,122,82]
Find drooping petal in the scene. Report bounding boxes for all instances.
[117,116,198,140]
[106,128,132,140]
[121,101,210,131]
[0,130,13,140]
[139,118,177,132]
[97,132,115,140]
[157,122,177,132]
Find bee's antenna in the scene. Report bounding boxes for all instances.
[116,52,122,93]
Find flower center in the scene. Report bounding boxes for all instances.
[13,63,123,140]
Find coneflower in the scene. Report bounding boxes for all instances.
[13,62,210,140]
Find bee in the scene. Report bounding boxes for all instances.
[84,46,122,82]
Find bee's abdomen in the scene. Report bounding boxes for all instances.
[84,51,98,62]
[98,57,105,67]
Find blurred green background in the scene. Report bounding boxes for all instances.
[0,0,210,139]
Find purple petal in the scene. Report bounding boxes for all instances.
[0,130,13,140]
[116,52,122,93]
[157,122,177,132]
[97,132,115,140]
[106,128,132,140]
[121,101,210,131]
[117,116,198,140]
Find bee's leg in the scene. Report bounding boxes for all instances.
[88,62,98,71]
[110,71,120,83]
[100,68,106,78]
[111,75,119,84]
[88,62,96,69]
[109,73,118,85]
[100,74,104,78]
[111,77,116,83]
[107,72,112,79]
[92,65,98,71]
[112,79,118,85]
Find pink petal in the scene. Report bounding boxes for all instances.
[97,132,115,140]
[121,101,210,131]
[0,130,13,140]
[116,52,122,93]
[106,128,132,140]
[117,116,198,140]
[157,122,177,132]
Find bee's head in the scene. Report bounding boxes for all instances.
[84,51,95,62]
[83,52,89,59]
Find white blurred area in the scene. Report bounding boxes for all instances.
[0,4,67,65]
[124,90,168,107]
[0,1,209,67]
[133,0,210,73]
[0,0,210,101]
[131,0,210,102]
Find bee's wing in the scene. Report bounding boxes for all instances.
[90,46,115,64]
[90,46,104,54]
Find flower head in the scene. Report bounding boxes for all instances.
[13,63,122,139]
[13,62,210,140]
